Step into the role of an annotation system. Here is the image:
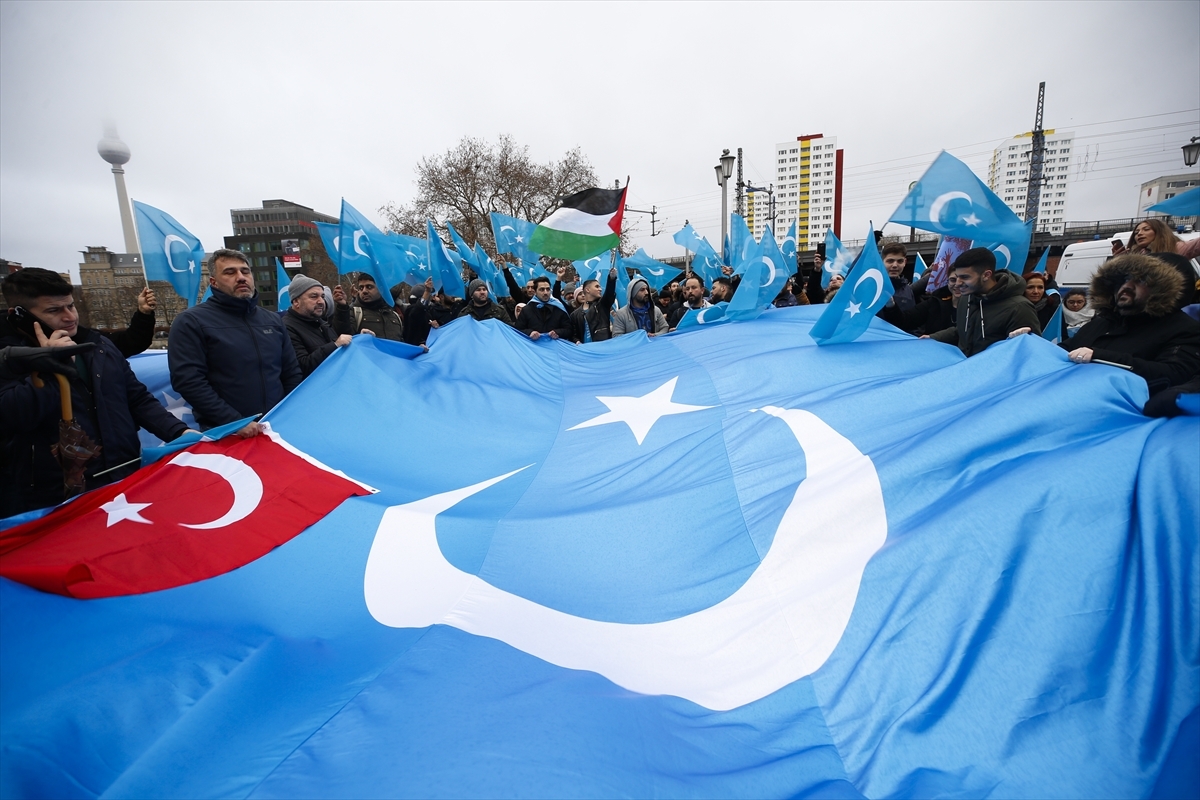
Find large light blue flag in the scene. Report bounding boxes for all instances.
[977,219,1034,275]
[490,212,540,265]
[889,151,1028,243]
[1148,184,1200,216]
[810,227,895,345]
[387,232,431,286]
[730,225,789,318]
[821,227,855,289]
[314,221,342,273]
[340,200,404,293]
[672,223,707,254]
[275,258,291,311]
[132,200,204,307]
[618,249,679,293]
[426,220,466,297]
[3,317,1195,798]
[729,213,754,266]
[1032,246,1050,274]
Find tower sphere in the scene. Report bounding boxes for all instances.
[97,134,130,165]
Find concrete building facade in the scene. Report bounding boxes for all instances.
[748,134,843,251]
[224,199,340,311]
[77,246,206,335]
[1137,172,1200,216]
[987,130,1075,234]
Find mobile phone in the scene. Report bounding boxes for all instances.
[8,307,53,342]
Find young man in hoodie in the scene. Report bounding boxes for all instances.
[612,276,669,337]
[457,279,513,325]
[333,272,404,342]
[928,248,1040,356]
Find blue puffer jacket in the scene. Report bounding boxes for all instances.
[168,289,302,429]
[0,321,187,516]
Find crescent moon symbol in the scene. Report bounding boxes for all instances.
[500,225,515,234]
[363,407,887,711]
[332,236,341,253]
[353,229,370,258]
[759,255,777,287]
[853,268,885,308]
[164,235,189,273]
[169,452,263,529]
[993,245,1012,270]
[928,191,973,229]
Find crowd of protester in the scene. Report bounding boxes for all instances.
[2,221,1198,517]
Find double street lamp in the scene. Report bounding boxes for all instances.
[715,149,736,261]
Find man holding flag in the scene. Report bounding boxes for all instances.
[929,248,1040,356]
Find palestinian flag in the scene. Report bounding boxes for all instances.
[529,186,625,261]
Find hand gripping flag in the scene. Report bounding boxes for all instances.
[0,426,372,598]
[810,226,894,344]
[275,257,291,311]
[132,200,204,307]
[1,324,1196,799]
[529,187,625,261]
[889,151,1028,243]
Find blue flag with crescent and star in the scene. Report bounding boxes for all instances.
[810,227,895,345]
[426,220,466,297]
[275,258,291,311]
[618,249,679,293]
[3,311,1197,799]
[490,212,540,266]
[672,224,722,288]
[132,200,204,307]
[822,227,855,289]
[338,200,404,293]
[781,221,798,276]
[976,219,1034,275]
[314,221,343,273]
[386,232,431,286]
[728,225,788,319]
[573,251,613,285]
[888,151,1028,244]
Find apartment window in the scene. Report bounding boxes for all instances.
[1006,171,1015,176]
[790,148,797,153]
[789,157,797,162]
[779,159,786,164]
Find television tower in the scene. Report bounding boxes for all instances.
[96,127,139,253]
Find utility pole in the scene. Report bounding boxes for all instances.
[1024,82,1047,232]
[745,182,776,229]
[625,205,661,236]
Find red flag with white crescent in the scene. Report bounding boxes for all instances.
[0,427,373,598]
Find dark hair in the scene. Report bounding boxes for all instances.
[713,277,733,290]
[355,272,377,285]
[683,275,703,288]
[208,248,249,270]
[582,278,599,292]
[1065,287,1087,298]
[2,267,74,306]
[533,276,551,289]
[951,247,996,275]
[881,243,907,259]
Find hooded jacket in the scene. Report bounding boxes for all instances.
[611,277,668,337]
[930,270,1040,356]
[168,289,302,429]
[1061,253,1200,391]
[1,318,187,515]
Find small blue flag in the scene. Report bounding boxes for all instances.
[275,258,291,311]
[821,228,854,290]
[1042,300,1063,345]
[339,200,404,293]
[977,219,1034,275]
[781,221,798,275]
[490,212,540,267]
[473,244,506,299]
[672,223,707,254]
[675,301,729,330]
[573,251,613,285]
[730,214,754,267]
[730,225,789,317]
[426,221,466,297]
[387,233,431,286]
[200,284,212,302]
[618,249,680,293]
[912,252,928,281]
[446,222,479,272]
[1032,247,1050,274]
[811,226,895,345]
[314,221,342,273]
[889,151,1027,242]
[132,201,204,307]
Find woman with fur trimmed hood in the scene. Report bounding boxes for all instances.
[1061,253,1200,393]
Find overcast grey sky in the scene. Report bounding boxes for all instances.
[2,1,1198,279]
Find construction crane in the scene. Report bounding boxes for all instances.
[1024,82,1047,228]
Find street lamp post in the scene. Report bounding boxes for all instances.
[1183,137,1200,168]
[716,149,736,261]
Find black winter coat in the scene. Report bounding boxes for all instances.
[284,309,339,377]
[515,301,572,338]
[167,290,302,429]
[108,309,156,358]
[0,322,187,516]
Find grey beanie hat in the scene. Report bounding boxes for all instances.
[466,278,487,298]
[287,273,322,301]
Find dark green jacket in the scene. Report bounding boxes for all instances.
[931,271,1041,356]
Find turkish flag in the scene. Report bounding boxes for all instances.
[0,431,372,598]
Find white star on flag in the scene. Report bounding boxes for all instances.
[100,493,153,527]
[568,377,713,446]
[846,300,862,317]
[962,213,982,227]
[161,390,191,423]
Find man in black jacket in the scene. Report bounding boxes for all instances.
[1058,253,1200,392]
[2,268,192,515]
[458,279,513,325]
[515,277,572,341]
[571,269,617,342]
[283,274,352,377]
[168,249,302,436]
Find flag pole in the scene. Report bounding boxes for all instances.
[130,198,150,291]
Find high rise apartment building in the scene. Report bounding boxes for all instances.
[748,134,843,250]
[987,131,1075,234]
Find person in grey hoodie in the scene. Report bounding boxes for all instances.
[611,276,668,337]
[928,248,1040,356]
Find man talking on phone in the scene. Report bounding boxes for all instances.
[0,268,195,516]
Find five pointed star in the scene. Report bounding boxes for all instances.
[161,390,191,422]
[568,377,712,445]
[514,234,525,243]
[846,300,862,317]
[961,212,982,226]
[100,493,153,527]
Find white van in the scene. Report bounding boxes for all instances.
[1055,231,1199,291]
